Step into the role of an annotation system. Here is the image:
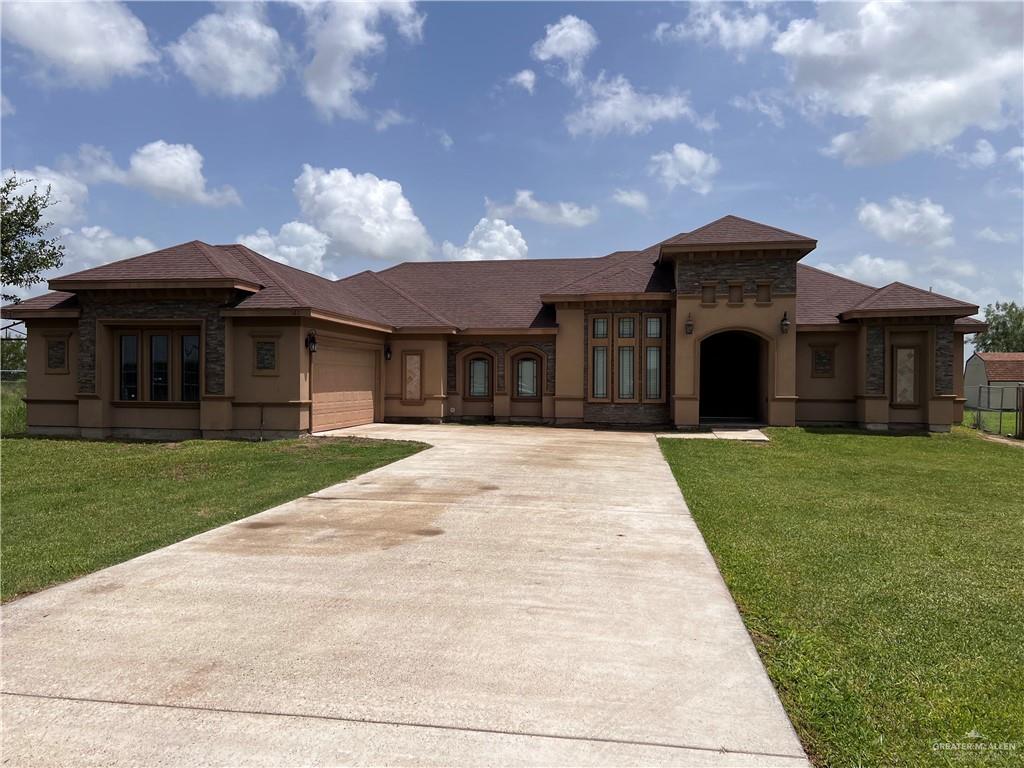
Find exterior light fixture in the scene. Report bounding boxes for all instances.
[305,330,318,353]
[780,312,791,334]
[384,345,392,361]
[684,313,694,335]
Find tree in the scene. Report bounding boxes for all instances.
[975,302,1024,353]
[1,337,27,379]
[1,174,65,303]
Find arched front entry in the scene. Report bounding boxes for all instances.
[699,330,768,423]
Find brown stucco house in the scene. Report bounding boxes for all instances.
[3,215,986,438]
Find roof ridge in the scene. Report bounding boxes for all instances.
[196,242,235,280]
[226,245,306,307]
[849,280,975,311]
[797,263,877,291]
[369,271,454,327]
[550,258,640,293]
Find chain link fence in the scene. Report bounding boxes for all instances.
[964,385,1023,439]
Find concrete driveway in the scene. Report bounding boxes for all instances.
[2,424,808,767]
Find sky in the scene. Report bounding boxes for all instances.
[2,1,1023,320]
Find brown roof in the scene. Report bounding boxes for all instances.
[49,240,264,289]
[954,316,987,332]
[840,282,976,318]
[662,215,815,248]
[335,270,454,328]
[795,265,877,325]
[974,352,1024,382]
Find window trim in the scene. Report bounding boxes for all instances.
[464,354,494,401]
[810,344,836,379]
[589,314,611,403]
[251,334,280,377]
[109,324,201,405]
[891,344,921,408]
[511,351,542,402]
[592,315,609,340]
[401,350,425,405]
[642,312,666,403]
[613,313,640,403]
[43,332,71,375]
[701,282,718,307]
[755,280,773,306]
[117,332,141,402]
[727,282,745,306]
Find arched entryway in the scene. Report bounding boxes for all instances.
[699,330,768,423]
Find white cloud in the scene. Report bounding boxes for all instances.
[648,143,720,195]
[2,166,88,227]
[943,138,999,168]
[59,226,155,274]
[1,1,157,87]
[817,253,913,284]
[612,189,649,213]
[508,69,537,94]
[773,2,1024,165]
[857,196,954,248]
[1,96,14,117]
[438,130,454,150]
[299,1,424,120]
[1004,146,1024,172]
[73,141,240,207]
[655,6,775,57]
[441,218,528,261]
[731,90,785,127]
[375,109,411,131]
[238,221,332,276]
[168,3,288,99]
[566,73,714,137]
[293,164,433,262]
[531,15,598,87]
[976,226,1019,244]
[486,189,598,228]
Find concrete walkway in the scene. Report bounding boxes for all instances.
[2,424,807,767]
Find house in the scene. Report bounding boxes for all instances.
[2,215,986,438]
[964,352,1024,409]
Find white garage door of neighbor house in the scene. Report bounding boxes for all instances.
[312,344,377,431]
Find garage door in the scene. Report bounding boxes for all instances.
[312,344,378,431]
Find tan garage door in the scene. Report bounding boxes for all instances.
[312,344,378,431]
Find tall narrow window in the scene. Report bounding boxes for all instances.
[150,334,169,401]
[618,346,635,399]
[646,347,662,399]
[120,335,138,401]
[181,335,200,401]
[468,357,490,398]
[515,356,538,398]
[592,346,608,399]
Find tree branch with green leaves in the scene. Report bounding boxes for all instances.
[1,175,65,304]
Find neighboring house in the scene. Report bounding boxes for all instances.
[964,352,1024,409]
[2,215,986,438]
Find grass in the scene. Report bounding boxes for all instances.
[1,434,425,602]
[660,428,1023,767]
[1,380,26,436]
[962,407,1019,438]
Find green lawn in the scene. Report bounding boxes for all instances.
[660,428,1023,768]
[962,408,1019,438]
[1,435,425,601]
[1,380,26,436]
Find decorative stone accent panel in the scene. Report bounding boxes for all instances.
[865,326,886,395]
[77,293,232,395]
[934,324,954,395]
[583,402,670,425]
[676,255,796,296]
[446,339,555,395]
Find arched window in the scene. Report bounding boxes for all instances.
[513,353,541,400]
[466,355,492,399]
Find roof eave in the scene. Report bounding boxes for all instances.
[540,291,675,303]
[659,241,817,261]
[839,306,978,321]
[1,307,80,319]
[48,278,263,293]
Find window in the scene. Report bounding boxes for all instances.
[811,346,835,378]
[514,355,539,399]
[593,317,608,339]
[45,336,68,374]
[149,334,169,401]
[645,347,662,400]
[892,347,918,406]
[254,339,277,374]
[756,282,773,304]
[646,316,662,339]
[592,346,608,399]
[618,346,635,400]
[181,335,200,401]
[468,357,490,398]
[618,317,635,338]
[403,351,423,404]
[119,334,138,401]
[701,283,717,306]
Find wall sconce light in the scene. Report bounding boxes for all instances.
[384,345,392,361]
[780,312,791,334]
[304,330,318,353]
[684,313,694,335]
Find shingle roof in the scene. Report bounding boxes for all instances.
[841,282,976,316]
[335,270,453,328]
[975,352,1024,382]
[49,240,264,288]
[795,265,877,325]
[662,215,815,248]
[1,291,78,313]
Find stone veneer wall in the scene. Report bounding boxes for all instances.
[77,294,231,396]
[446,339,555,396]
[675,255,796,295]
[934,324,954,395]
[865,326,886,395]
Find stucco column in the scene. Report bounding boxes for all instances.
[554,306,585,423]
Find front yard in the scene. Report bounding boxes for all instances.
[1,435,425,602]
[660,428,1023,767]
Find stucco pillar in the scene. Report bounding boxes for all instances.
[554,306,585,423]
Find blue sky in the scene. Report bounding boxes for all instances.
[2,1,1022,316]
